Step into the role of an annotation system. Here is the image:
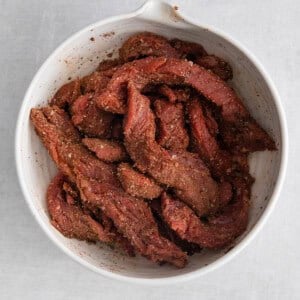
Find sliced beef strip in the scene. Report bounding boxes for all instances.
[47,172,114,243]
[117,163,163,200]
[169,38,208,60]
[80,71,111,94]
[158,85,191,103]
[30,106,187,268]
[97,59,121,72]
[49,172,135,255]
[154,99,189,151]
[195,55,233,81]
[161,181,249,249]
[169,39,232,80]
[50,79,81,108]
[71,94,114,138]
[97,57,275,152]
[120,34,232,80]
[150,199,202,256]
[119,32,180,62]
[187,98,253,183]
[124,83,224,217]
[83,138,128,162]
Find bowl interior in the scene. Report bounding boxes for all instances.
[16,5,283,280]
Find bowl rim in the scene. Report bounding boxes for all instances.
[15,0,288,285]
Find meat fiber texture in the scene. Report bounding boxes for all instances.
[30,32,276,268]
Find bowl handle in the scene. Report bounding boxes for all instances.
[135,0,189,27]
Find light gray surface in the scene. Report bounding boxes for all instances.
[0,0,298,299]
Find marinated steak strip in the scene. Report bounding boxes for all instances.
[169,38,207,60]
[97,59,121,72]
[117,163,163,199]
[188,99,253,183]
[169,39,232,80]
[149,198,202,256]
[124,83,221,216]
[48,172,135,255]
[83,138,128,162]
[158,85,191,103]
[161,185,249,249]
[154,99,189,151]
[71,94,114,138]
[31,106,187,267]
[98,57,275,152]
[195,55,233,81]
[50,79,81,108]
[47,173,113,243]
[119,32,180,62]
[80,72,111,94]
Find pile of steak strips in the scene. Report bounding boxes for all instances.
[30,32,276,268]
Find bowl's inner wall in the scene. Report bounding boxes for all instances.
[18,16,281,278]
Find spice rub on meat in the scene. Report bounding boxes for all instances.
[71,94,114,138]
[31,32,276,268]
[124,83,225,216]
[161,182,249,249]
[83,138,128,162]
[31,106,187,268]
[96,56,275,153]
[47,172,135,256]
[47,172,112,243]
[117,163,163,199]
[154,99,189,151]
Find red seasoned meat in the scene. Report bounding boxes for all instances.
[169,39,232,80]
[80,71,111,94]
[188,99,253,181]
[170,38,207,59]
[150,198,202,256]
[117,163,163,199]
[158,85,191,103]
[71,94,114,138]
[48,173,135,255]
[83,138,128,162]
[119,32,180,62]
[154,99,189,151]
[124,83,224,216]
[196,55,233,81]
[47,173,113,243]
[50,79,81,108]
[95,57,173,114]
[98,57,275,152]
[30,106,187,268]
[97,59,121,72]
[161,185,249,249]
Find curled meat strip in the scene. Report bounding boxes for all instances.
[96,56,275,152]
[161,179,250,249]
[47,172,135,255]
[124,82,227,216]
[50,79,81,108]
[120,33,232,80]
[83,138,128,162]
[31,106,187,268]
[117,163,163,200]
[187,98,252,180]
[71,94,114,138]
[47,172,112,242]
[119,32,180,62]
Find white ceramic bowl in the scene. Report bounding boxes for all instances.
[15,0,288,285]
